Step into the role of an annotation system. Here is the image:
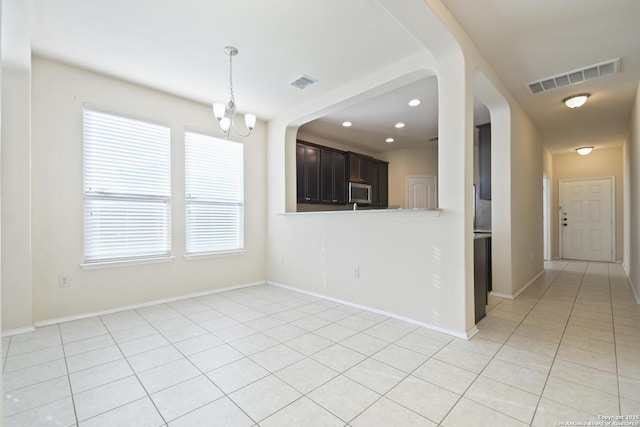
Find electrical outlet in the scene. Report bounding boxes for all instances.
[59,275,70,288]
[353,267,360,279]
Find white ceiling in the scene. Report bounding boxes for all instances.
[28,0,640,155]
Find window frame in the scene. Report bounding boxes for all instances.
[81,105,172,268]
[184,129,245,258]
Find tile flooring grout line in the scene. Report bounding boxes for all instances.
[92,312,170,426]
[529,261,591,425]
[435,261,576,426]
[58,323,81,427]
[607,262,623,416]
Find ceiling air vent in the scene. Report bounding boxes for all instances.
[290,75,318,89]
[526,58,620,95]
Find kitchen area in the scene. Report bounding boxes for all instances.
[292,75,493,325]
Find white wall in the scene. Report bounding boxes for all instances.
[624,81,640,300]
[27,58,267,324]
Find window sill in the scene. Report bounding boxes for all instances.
[80,256,175,270]
[184,250,247,261]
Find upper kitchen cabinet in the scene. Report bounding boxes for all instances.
[320,149,346,204]
[347,152,372,184]
[477,123,491,200]
[296,142,321,203]
[370,159,389,207]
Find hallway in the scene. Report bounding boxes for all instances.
[2,261,639,426]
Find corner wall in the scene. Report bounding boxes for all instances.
[27,58,267,325]
[1,0,33,331]
[625,81,640,299]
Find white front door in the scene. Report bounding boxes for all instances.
[560,178,614,262]
[406,176,437,209]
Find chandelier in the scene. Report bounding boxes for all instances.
[213,46,256,139]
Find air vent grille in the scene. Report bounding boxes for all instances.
[526,58,620,95]
[290,75,318,89]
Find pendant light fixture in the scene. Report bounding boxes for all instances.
[213,46,256,139]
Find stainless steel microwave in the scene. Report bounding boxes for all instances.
[348,182,372,204]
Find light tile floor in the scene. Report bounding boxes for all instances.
[3,261,640,426]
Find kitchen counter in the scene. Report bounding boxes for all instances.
[282,208,441,217]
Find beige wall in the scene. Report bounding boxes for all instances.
[26,58,267,325]
[378,147,438,208]
[552,147,624,261]
[624,82,640,299]
[1,0,33,331]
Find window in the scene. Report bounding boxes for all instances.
[83,106,171,263]
[185,131,244,255]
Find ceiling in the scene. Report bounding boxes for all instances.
[28,0,640,155]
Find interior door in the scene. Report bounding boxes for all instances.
[406,176,437,209]
[560,178,613,262]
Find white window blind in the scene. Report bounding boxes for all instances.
[185,131,244,254]
[83,106,171,263]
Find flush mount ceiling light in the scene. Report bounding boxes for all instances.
[213,46,256,139]
[576,146,594,155]
[386,138,395,143]
[563,93,590,109]
[408,99,421,107]
[394,122,405,128]
[342,121,352,127]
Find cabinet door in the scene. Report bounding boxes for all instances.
[370,160,388,207]
[478,124,491,200]
[321,150,347,204]
[348,153,371,183]
[333,152,346,203]
[296,143,320,203]
[377,161,388,207]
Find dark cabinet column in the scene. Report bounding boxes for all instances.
[370,159,388,207]
[321,150,346,204]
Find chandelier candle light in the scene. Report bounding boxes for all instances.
[213,46,256,139]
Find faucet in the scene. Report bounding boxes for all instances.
[353,202,357,211]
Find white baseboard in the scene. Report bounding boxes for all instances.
[267,280,476,340]
[490,269,544,300]
[629,276,640,304]
[22,281,266,331]
[2,325,37,337]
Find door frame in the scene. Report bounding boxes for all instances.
[543,175,551,261]
[558,176,615,261]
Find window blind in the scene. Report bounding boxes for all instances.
[83,107,171,262]
[185,131,244,254]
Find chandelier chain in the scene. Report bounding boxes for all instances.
[228,51,236,111]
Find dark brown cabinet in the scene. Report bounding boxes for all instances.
[296,143,320,203]
[347,152,371,184]
[474,235,492,323]
[370,159,389,207]
[477,123,491,200]
[320,149,346,204]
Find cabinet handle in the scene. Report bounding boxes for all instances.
[333,200,337,202]
[305,197,310,201]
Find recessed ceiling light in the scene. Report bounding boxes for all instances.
[394,122,405,128]
[386,138,395,143]
[342,121,352,127]
[408,99,421,107]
